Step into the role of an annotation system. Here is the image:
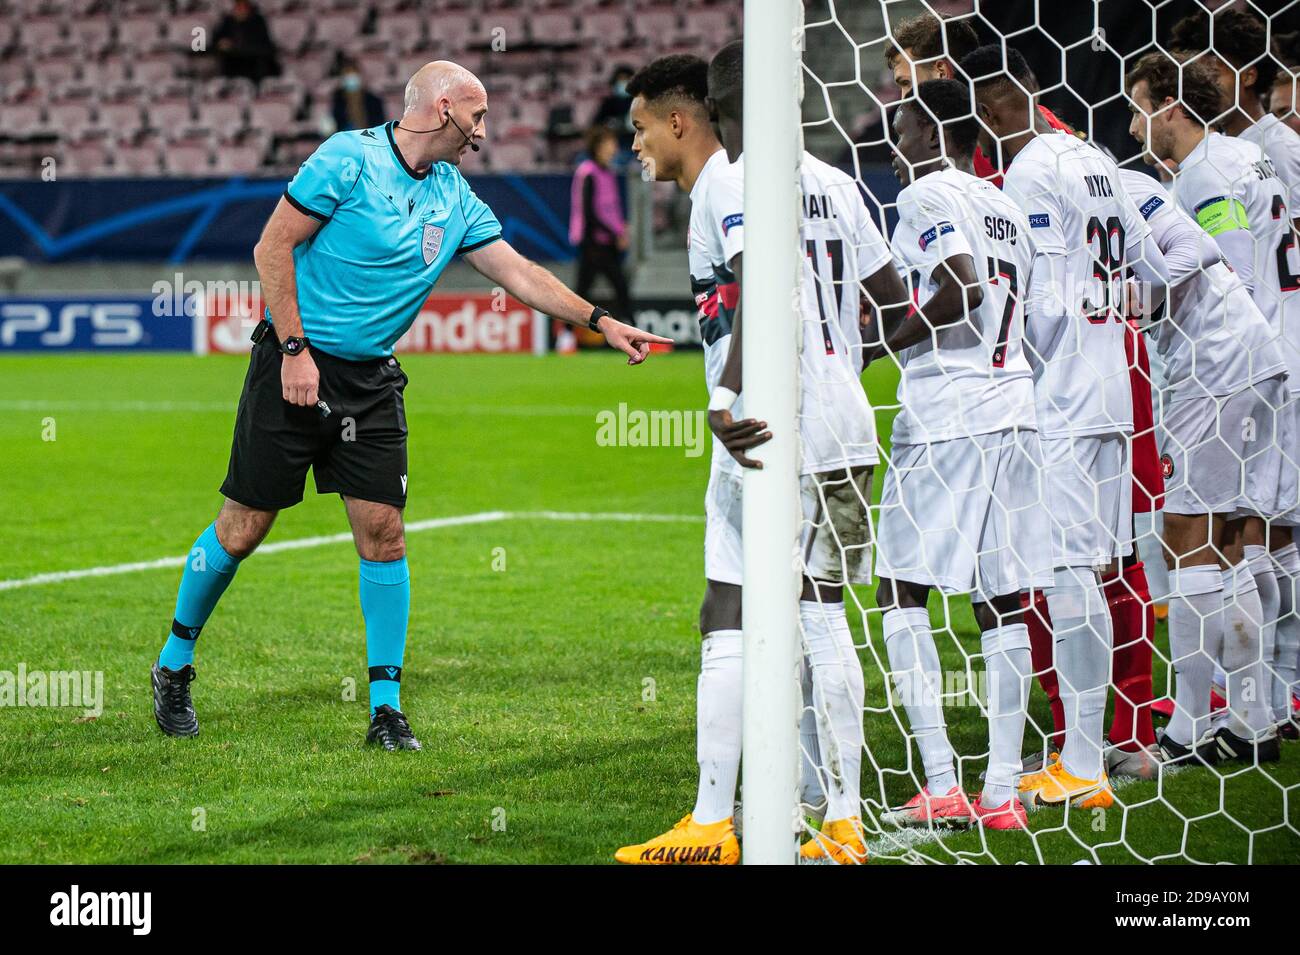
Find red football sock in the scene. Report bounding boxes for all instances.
[1105,561,1156,752]
[1022,590,1063,751]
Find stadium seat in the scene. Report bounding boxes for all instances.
[0,0,740,174]
[314,11,364,48]
[270,14,312,56]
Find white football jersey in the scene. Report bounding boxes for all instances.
[1241,113,1300,211]
[889,166,1038,445]
[1176,131,1300,394]
[688,148,744,474]
[698,151,889,474]
[1002,132,1151,438]
[1120,168,1284,400]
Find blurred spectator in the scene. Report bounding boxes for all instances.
[570,125,632,321]
[592,65,636,150]
[332,57,386,131]
[213,0,281,84]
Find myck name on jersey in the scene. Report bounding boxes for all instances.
[802,192,837,220]
[1083,174,1113,198]
[984,215,1019,245]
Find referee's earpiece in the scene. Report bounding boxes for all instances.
[445,110,481,152]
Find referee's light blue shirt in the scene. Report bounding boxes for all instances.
[272,121,503,360]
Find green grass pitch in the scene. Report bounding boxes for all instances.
[0,351,1296,864]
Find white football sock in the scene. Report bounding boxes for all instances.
[1134,510,1170,602]
[1221,563,1271,737]
[693,630,743,824]
[980,622,1032,808]
[883,606,957,794]
[1047,567,1111,781]
[1167,564,1224,747]
[1273,543,1300,721]
[801,600,865,822]
[1244,545,1280,721]
[798,653,826,819]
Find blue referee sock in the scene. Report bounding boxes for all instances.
[360,556,410,716]
[158,522,242,671]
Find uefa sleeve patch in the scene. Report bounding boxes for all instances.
[1028,213,1050,228]
[721,213,744,235]
[1138,195,1164,219]
[918,221,955,251]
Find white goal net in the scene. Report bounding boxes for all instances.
[743,0,1300,864]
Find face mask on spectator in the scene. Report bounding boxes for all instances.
[342,73,362,92]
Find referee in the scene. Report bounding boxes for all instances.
[152,60,670,749]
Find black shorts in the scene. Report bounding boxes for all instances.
[219,332,409,510]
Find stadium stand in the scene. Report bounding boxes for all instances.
[0,0,740,177]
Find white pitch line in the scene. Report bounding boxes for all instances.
[0,400,595,417]
[0,509,702,593]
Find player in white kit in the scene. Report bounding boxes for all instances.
[965,44,1172,808]
[872,80,1052,832]
[1171,8,1300,737]
[615,50,910,865]
[696,39,913,864]
[1127,51,1286,762]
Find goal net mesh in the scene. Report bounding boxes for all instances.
[785,0,1300,864]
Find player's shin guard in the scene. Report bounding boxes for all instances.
[1273,543,1300,722]
[693,631,742,825]
[1047,567,1112,782]
[1221,562,1272,737]
[980,623,1032,808]
[800,600,865,823]
[159,522,241,670]
[360,557,410,716]
[1166,565,1224,747]
[1023,591,1064,752]
[798,654,826,820]
[1244,545,1280,719]
[1134,511,1170,604]
[1107,562,1156,752]
[883,607,957,794]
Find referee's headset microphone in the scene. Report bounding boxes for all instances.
[395,111,480,152]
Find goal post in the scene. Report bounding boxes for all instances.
[739,0,804,865]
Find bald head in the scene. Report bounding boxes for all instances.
[403,60,484,115]
[395,59,488,166]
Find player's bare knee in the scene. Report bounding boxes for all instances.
[699,580,741,635]
[974,593,1024,631]
[215,500,275,558]
[802,577,843,603]
[358,524,405,563]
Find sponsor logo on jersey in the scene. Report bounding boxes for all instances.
[1139,195,1165,219]
[1029,213,1051,228]
[918,221,954,250]
[721,212,744,235]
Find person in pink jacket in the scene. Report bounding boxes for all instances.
[570,125,632,325]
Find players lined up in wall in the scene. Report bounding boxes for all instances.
[617,7,1300,865]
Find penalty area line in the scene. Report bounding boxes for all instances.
[0,509,702,592]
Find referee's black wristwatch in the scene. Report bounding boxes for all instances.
[279,335,310,357]
[587,307,610,333]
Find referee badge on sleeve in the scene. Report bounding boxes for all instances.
[421,224,444,265]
